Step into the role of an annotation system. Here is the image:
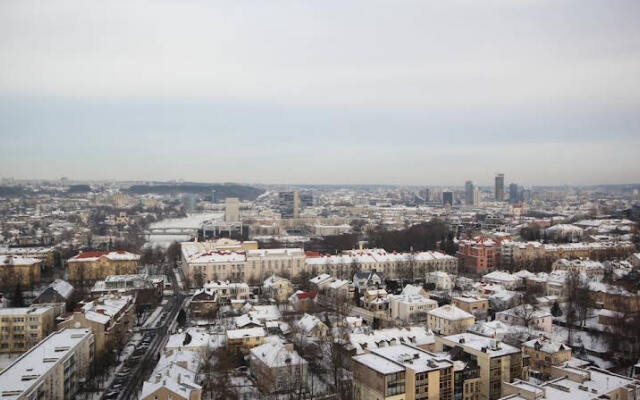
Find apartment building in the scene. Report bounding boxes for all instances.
[506,241,636,270]
[451,295,489,319]
[0,255,42,289]
[352,343,454,400]
[0,306,55,354]
[226,327,266,353]
[389,293,438,322]
[0,247,55,269]
[181,240,304,284]
[67,251,140,282]
[457,238,501,274]
[427,305,475,336]
[307,249,458,280]
[57,294,135,356]
[521,337,571,378]
[0,328,94,400]
[500,365,640,400]
[435,333,524,400]
[250,342,307,394]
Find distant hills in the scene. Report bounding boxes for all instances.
[124,182,264,201]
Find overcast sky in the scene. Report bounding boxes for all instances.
[1,0,639,186]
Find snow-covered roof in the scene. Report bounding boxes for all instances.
[296,313,325,333]
[369,344,453,373]
[348,327,435,354]
[522,337,570,354]
[250,342,306,368]
[0,306,53,316]
[166,328,215,350]
[310,273,332,285]
[442,333,520,357]
[263,275,290,288]
[68,250,140,262]
[0,329,93,396]
[226,327,266,340]
[353,353,405,374]
[428,305,474,321]
[401,284,426,297]
[482,271,519,283]
[0,255,41,266]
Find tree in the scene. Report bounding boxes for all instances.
[11,282,25,307]
[166,241,182,267]
[550,301,562,317]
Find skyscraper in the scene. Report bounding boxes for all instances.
[225,197,240,222]
[443,191,453,207]
[495,173,505,201]
[509,183,519,204]
[465,180,474,205]
[278,191,299,219]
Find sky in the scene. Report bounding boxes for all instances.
[0,0,639,186]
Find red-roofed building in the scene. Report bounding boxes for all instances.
[289,290,318,312]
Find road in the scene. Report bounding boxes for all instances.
[101,265,185,400]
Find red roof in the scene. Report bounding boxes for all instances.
[74,251,110,259]
[296,291,317,300]
[305,251,321,258]
[73,250,130,259]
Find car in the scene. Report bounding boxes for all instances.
[104,391,119,399]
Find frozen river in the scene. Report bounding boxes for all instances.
[145,212,224,248]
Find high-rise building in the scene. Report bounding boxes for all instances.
[211,189,216,203]
[473,188,481,206]
[495,173,505,201]
[509,183,519,204]
[278,191,299,219]
[225,197,240,222]
[443,191,454,207]
[465,180,474,205]
[300,192,313,208]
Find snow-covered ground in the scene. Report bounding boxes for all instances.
[142,305,164,329]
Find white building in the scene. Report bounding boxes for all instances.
[389,293,438,322]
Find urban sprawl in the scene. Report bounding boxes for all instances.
[0,176,640,400]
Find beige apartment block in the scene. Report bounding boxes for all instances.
[0,306,55,354]
[67,251,140,282]
[0,328,95,400]
[427,305,475,336]
[435,334,524,400]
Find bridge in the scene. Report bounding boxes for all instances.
[141,227,199,239]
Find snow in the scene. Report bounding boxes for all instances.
[0,329,93,395]
[49,279,74,299]
[442,333,520,357]
[226,327,266,340]
[250,342,307,368]
[428,305,474,320]
[348,327,435,354]
[353,353,405,374]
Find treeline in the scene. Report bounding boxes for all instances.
[125,183,264,200]
[368,220,455,253]
[301,220,458,255]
